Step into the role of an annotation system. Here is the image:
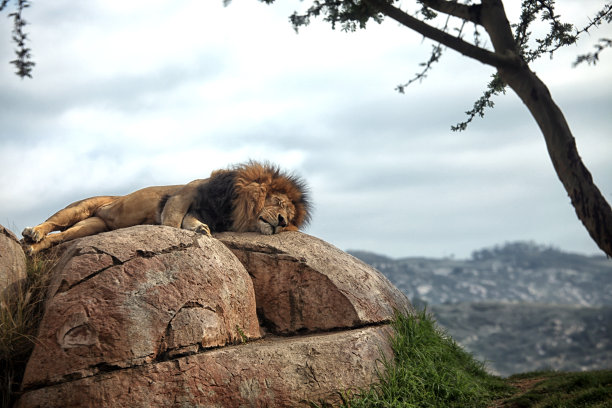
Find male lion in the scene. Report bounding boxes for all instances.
[22,161,311,254]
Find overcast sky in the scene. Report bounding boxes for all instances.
[1,0,611,259]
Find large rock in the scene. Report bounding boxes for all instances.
[0,224,26,295]
[17,326,393,407]
[21,225,261,388]
[18,227,412,407]
[217,231,411,334]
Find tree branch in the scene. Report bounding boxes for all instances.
[396,43,444,92]
[573,38,612,66]
[4,0,35,78]
[419,0,482,24]
[364,0,519,69]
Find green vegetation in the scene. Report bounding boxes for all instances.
[334,311,612,408]
[504,370,612,408]
[0,254,54,408]
[339,310,511,407]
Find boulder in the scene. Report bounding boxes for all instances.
[21,225,261,388]
[216,231,411,334]
[17,326,393,407]
[18,227,412,407]
[0,224,27,295]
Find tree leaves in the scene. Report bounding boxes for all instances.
[274,0,611,130]
[573,38,612,67]
[3,0,35,78]
[451,74,506,132]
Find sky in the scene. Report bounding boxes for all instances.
[0,0,611,259]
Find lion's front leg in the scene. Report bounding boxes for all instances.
[22,226,47,243]
[159,180,203,228]
[181,213,211,237]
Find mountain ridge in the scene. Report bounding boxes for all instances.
[348,241,612,307]
[348,241,612,376]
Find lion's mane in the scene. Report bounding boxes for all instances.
[189,161,311,233]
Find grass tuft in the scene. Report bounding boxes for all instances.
[341,309,511,407]
[0,253,56,407]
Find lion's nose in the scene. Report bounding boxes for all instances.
[278,214,287,227]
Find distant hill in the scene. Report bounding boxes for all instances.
[349,242,612,306]
[431,303,612,377]
[349,242,612,376]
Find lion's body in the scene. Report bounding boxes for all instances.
[23,162,310,254]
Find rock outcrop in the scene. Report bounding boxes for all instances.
[18,327,392,407]
[0,224,26,295]
[217,231,410,334]
[17,226,412,407]
[21,226,261,388]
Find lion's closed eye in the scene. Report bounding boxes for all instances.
[275,197,287,209]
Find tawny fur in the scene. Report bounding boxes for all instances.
[22,161,310,254]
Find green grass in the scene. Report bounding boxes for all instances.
[504,370,612,407]
[332,310,612,408]
[0,253,55,408]
[337,309,511,407]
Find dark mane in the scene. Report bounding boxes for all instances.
[159,161,311,234]
[189,170,237,233]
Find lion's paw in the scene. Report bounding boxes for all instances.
[194,224,211,237]
[257,221,274,235]
[22,226,44,243]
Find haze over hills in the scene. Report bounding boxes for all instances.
[348,242,612,377]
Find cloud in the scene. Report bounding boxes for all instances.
[0,0,610,258]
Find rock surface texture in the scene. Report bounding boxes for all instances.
[17,227,412,407]
[216,232,410,335]
[0,224,26,295]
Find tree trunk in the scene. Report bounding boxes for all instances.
[369,0,612,256]
[479,0,612,257]
[498,63,612,257]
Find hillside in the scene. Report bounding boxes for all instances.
[432,303,612,377]
[349,242,612,377]
[349,242,611,306]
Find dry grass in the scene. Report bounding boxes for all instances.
[0,252,57,407]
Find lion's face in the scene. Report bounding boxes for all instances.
[229,161,311,234]
[256,193,296,235]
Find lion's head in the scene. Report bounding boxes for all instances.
[225,161,311,235]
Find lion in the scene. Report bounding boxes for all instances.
[22,161,311,254]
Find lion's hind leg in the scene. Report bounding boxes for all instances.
[25,216,109,255]
[22,196,117,244]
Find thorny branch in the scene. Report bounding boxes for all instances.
[380,0,612,130]
[573,38,612,66]
[4,0,35,78]
[451,74,505,132]
[396,14,452,93]
[396,43,444,93]
[452,0,611,130]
